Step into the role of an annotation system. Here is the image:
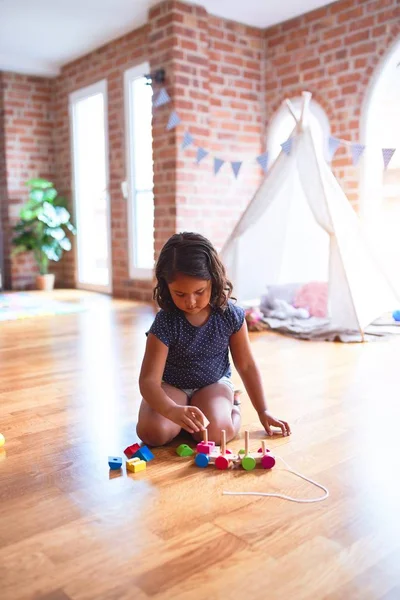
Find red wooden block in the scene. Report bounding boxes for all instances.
[124,443,141,459]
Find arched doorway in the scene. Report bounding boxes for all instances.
[267,97,331,163]
[360,38,400,291]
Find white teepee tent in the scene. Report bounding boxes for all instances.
[221,92,399,336]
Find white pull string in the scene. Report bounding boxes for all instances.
[223,455,329,504]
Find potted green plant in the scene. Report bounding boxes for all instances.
[12,178,76,290]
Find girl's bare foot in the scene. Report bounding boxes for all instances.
[234,389,242,406]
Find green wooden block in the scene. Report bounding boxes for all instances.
[238,448,246,455]
[176,444,195,457]
[241,455,256,471]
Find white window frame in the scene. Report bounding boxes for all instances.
[124,62,154,280]
[69,79,113,294]
[360,37,400,221]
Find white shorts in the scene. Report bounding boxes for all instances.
[181,376,235,400]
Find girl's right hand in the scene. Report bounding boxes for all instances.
[166,404,207,434]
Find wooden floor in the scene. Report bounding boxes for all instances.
[1,290,400,600]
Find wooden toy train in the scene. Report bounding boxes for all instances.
[177,429,276,471]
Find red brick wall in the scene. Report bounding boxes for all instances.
[264,0,400,208]
[1,2,264,294]
[148,2,180,258]
[149,2,264,253]
[207,15,265,248]
[179,10,264,250]
[1,0,399,294]
[1,72,55,289]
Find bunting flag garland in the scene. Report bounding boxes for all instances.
[382,148,396,170]
[351,143,365,166]
[328,136,341,162]
[196,147,208,164]
[166,111,181,131]
[231,161,242,179]
[256,152,269,173]
[281,137,293,156]
[153,90,398,179]
[181,131,194,150]
[154,87,171,108]
[214,158,224,175]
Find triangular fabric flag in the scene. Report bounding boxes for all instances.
[256,152,269,173]
[281,137,293,155]
[181,131,194,150]
[196,147,208,164]
[351,143,365,166]
[166,110,181,131]
[154,88,171,108]
[214,158,224,175]
[231,161,242,179]
[382,148,396,170]
[328,136,341,162]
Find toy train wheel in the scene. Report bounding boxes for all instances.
[261,454,276,469]
[195,453,210,468]
[241,456,256,471]
[215,455,230,470]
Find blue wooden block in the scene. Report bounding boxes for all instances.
[133,446,155,462]
[108,456,123,470]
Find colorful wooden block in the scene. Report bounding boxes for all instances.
[108,456,122,470]
[176,444,195,457]
[133,446,155,462]
[124,443,141,459]
[201,415,210,428]
[195,453,210,468]
[196,441,215,454]
[126,458,146,473]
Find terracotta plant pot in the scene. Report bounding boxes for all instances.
[36,274,55,291]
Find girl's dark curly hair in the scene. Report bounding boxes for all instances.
[153,232,234,311]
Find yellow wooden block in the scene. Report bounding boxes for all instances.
[126,458,146,473]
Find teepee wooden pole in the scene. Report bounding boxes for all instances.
[300,91,312,126]
[285,99,298,125]
[305,124,365,340]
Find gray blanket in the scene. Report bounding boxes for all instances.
[260,314,400,342]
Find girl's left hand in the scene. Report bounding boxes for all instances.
[259,410,291,437]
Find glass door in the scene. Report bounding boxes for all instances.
[70,80,112,292]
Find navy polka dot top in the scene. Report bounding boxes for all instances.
[147,301,245,389]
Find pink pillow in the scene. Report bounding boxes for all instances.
[294,282,328,318]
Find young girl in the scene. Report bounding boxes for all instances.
[137,232,290,446]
